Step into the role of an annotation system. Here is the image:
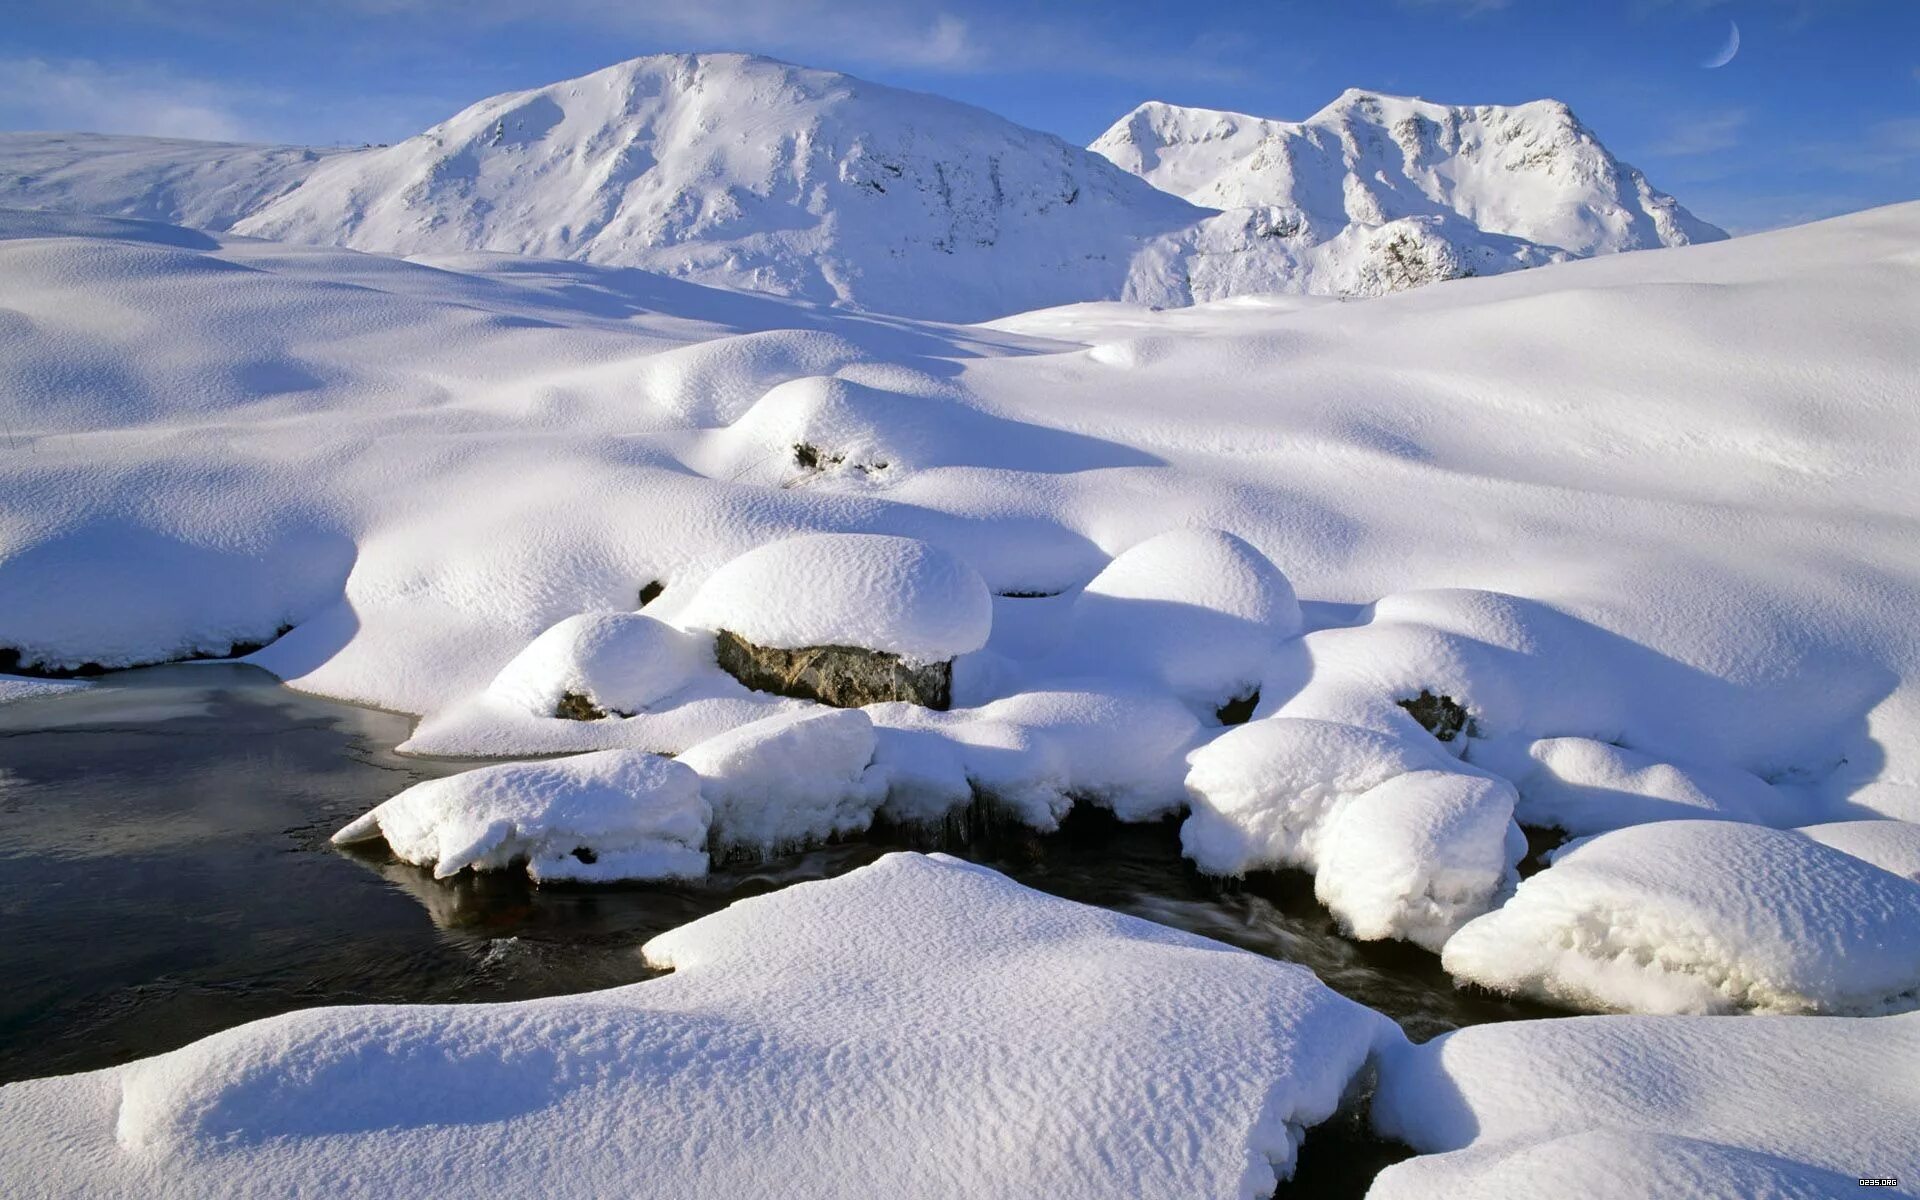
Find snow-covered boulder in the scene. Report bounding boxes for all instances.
[331,750,708,883]
[1442,819,1920,1014]
[1370,1011,1920,1199]
[1051,529,1301,712]
[486,611,707,719]
[1797,819,1920,882]
[0,853,1402,1198]
[677,706,883,857]
[1182,718,1520,949]
[675,533,992,710]
[1472,734,1799,835]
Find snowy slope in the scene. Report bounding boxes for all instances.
[1092,90,1724,257]
[230,52,1200,322]
[0,131,344,232]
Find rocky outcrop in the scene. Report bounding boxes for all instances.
[715,629,952,710]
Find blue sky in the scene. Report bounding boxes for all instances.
[2,1,1915,232]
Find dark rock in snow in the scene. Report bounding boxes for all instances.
[1397,689,1475,741]
[715,628,952,710]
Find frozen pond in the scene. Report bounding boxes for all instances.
[0,665,1556,1192]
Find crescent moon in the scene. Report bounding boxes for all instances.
[1703,20,1740,69]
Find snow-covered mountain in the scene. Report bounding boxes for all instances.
[0,57,1725,319]
[230,53,1199,322]
[1093,90,1724,259]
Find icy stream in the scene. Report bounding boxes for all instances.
[0,664,1556,1194]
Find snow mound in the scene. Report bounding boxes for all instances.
[634,329,870,427]
[1371,1010,1920,1199]
[0,853,1402,1198]
[1472,734,1799,835]
[1797,819,1920,882]
[331,749,708,883]
[1442,819,1920,1014]
[1050,528,1301,708]
[1182,718,1520,948]
[485,611,707,718]
[873,684,1205,827]
[677,706,883,856]
[674,533,991,663]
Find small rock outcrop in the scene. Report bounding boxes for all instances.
[1397,689,1475,741]
[715,629,952,710]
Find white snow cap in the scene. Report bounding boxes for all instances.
[1183,718,1519,949]
[677,706,884,856]
[1055,528,1301,705]
[1442,819,1920,1014]
[331,749,709,883]
[485,611,707,717]
[1370,1011,1920,1200]
[0,853,1400,1199]
[676,532,992,663]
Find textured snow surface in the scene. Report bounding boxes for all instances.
[0,853,1399,1200]
[0,674,89,706]
[0,57,1723,317]
[331,749,709,882]
[672,532,992,661]
[1442,819,1920,1014]
[1797,819,1920,882]
[1472,734,1799,835]
[1183,718,1520,948]
[1371,1011,1920,1198]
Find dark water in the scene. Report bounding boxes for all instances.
[0,665,1556,1193]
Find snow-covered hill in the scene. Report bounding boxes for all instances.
[0,56,1729,320]
[1092,90,1725,258]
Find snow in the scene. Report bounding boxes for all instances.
[1043,528,1301,708]
[1441,819,1920,1014]
[1370,1010,1920,1198]
[0,673,89,706]
[1471,734,1800,835]
[331,749,708,883]
[670,532,993,663]
[484,611,708,718]
[1797,819,1920,882]
[1182,718,1520,948]
[676,707,884,856]
[0,852,1400,1199]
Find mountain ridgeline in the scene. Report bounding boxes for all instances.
[0,54,1724,321]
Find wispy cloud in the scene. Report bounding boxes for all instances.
[1394,0,1513,16]
[0,56,267,140]
[1649,108,1750,156]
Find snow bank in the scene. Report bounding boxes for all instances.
[1472,734,1799,835]
[1442,819,1920,1014]
[1048,528,1301,708]
[677,707,884,856]
[872,685,1204,827]
[673,532,992,663]
[484,611,707,717]
[1371,1011,1920,1199]
[0,853,1400,1199]
[1797,819,1920,882]
[1183,718,1519,949]
[331,750,708,883]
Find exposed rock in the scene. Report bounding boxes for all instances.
[1216,690,1259,726]
[637,580,665,607]
[1397,689,1475,741]
[715,628,952,710]
[554,691,610,721]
